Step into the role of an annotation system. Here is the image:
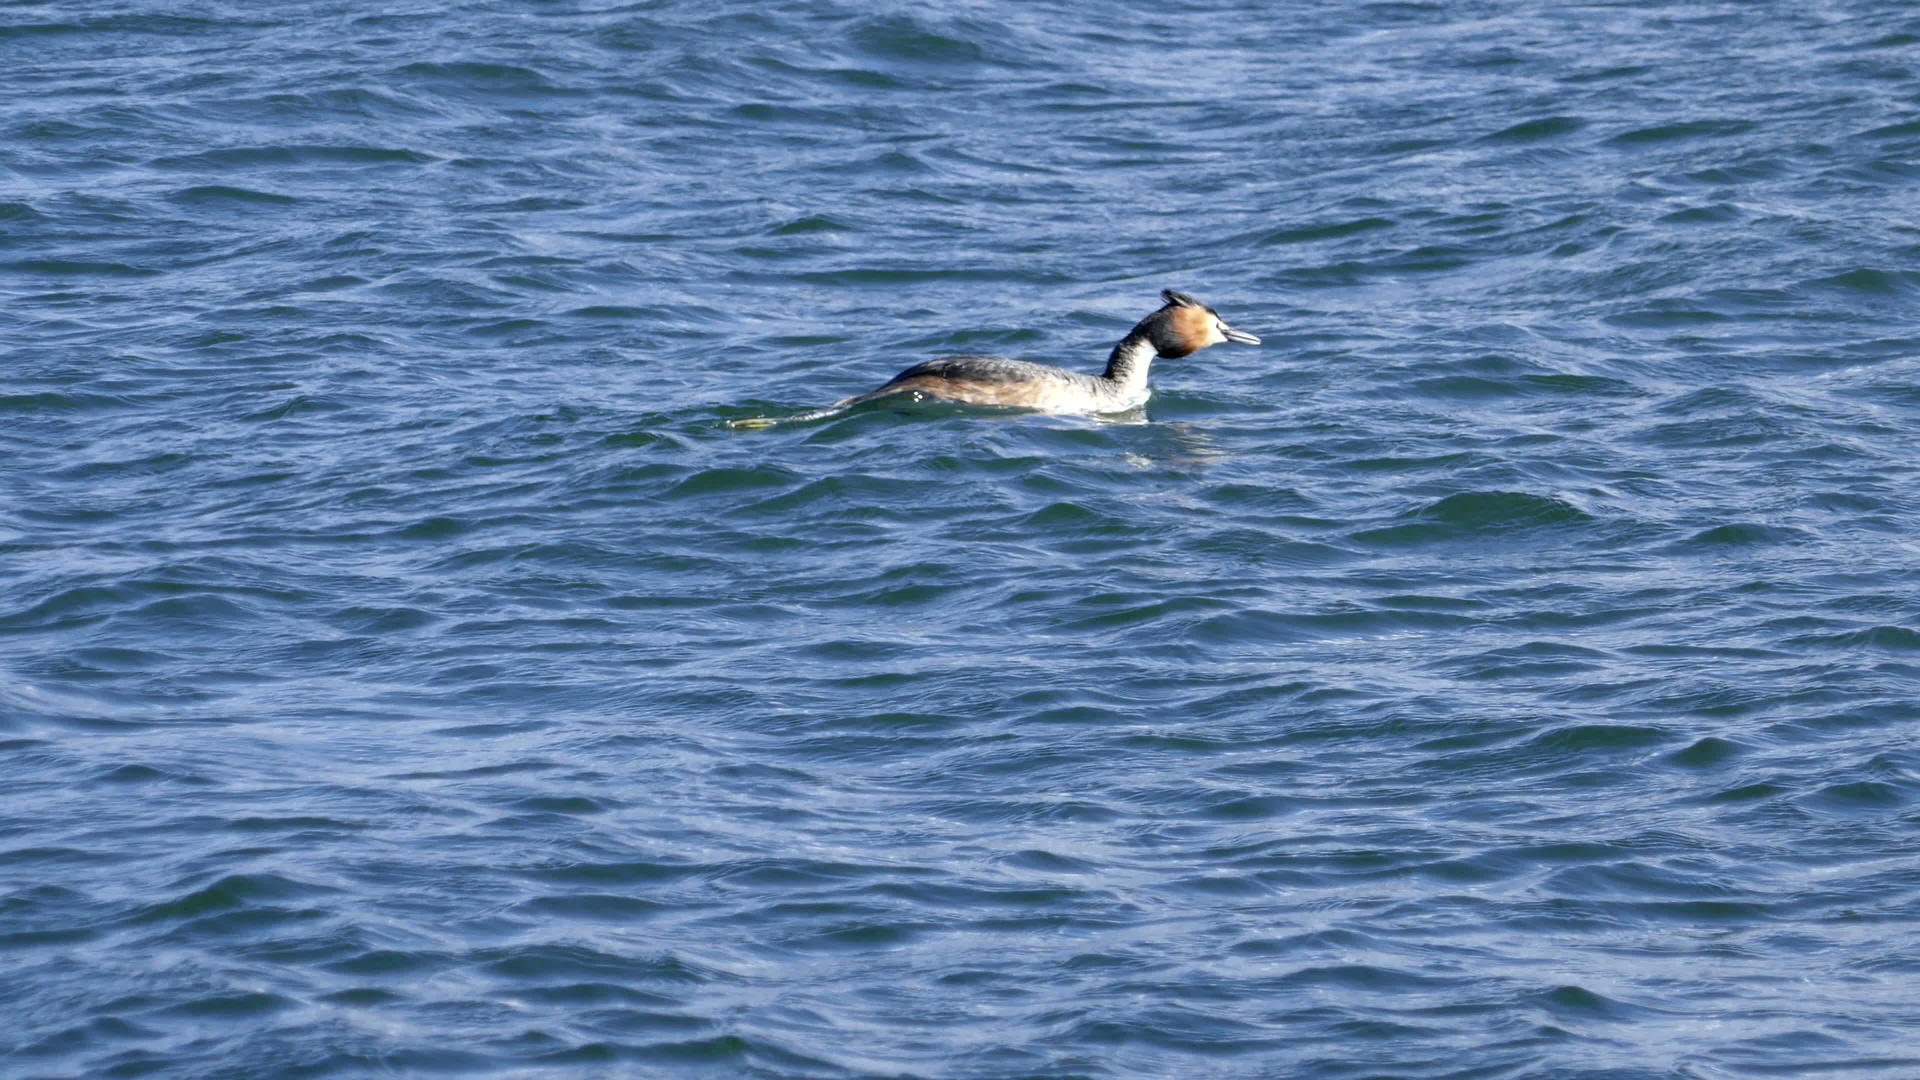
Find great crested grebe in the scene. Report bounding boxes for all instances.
[728,289,1260,428]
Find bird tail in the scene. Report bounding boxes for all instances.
[724,391,885,430]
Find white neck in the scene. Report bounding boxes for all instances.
[1101,334,1158,394]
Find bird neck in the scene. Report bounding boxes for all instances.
[1101,332,1158,392]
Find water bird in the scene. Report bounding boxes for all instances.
[728,289,1261,428]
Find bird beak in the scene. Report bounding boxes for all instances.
[1223,326,1261,345]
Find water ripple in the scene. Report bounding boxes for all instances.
[5,1,1920,1077]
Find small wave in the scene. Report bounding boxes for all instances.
[397,60,555,86]
[1803,267,1920,296]
[1803,780,1911,816]
[1352,491,1595,547]
[1480,115,1587,143]
[1787,625,1920,652]
[150,145,435,169]
[167,185,298,206]
[1258,216,1397,246]
[1193,606,1477,645]
[850,15,991,65]
[1666,522,1807,551]
[0,259,158,277]
[1606,118,1755,146]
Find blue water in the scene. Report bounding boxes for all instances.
[6,2,1920,1077]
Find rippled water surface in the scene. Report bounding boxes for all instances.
[7,2,1920,1077]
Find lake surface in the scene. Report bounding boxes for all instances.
[5,2,1920,1077]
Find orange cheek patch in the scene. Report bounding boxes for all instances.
[1167,305,1213,355]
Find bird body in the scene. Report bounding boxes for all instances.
[729,289,1259,428]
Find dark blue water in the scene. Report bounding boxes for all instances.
[6,2,1920,1076]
